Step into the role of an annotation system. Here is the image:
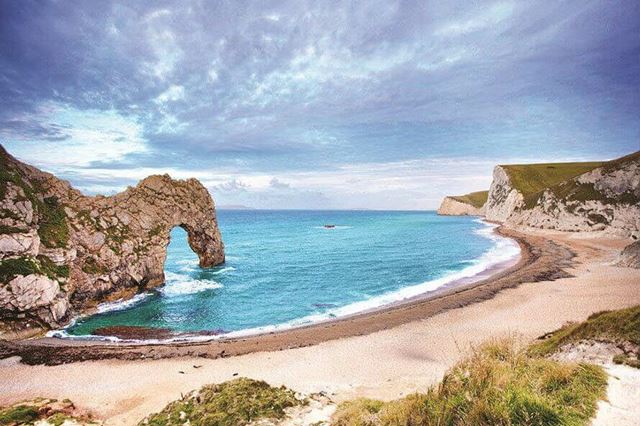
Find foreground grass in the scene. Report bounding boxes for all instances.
[0,398,93,426]
[450,190,488,209]
[139,378,304,426]
[529,305,640,367]
[332,339,607,426]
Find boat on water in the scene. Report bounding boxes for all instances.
[323,224,336,229]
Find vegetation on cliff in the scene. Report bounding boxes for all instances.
[139,378,303,426]
[0,398,94,426]
[0,256,68,283]
[450,190,488,208]
[500,161,604,201]
[0,149,69,248]
[1,145,225,329]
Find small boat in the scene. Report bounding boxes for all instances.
[323,224,336,229]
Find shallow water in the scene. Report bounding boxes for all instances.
[63,210,519,339]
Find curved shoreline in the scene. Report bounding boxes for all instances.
[53,220,521,343]
[0,226,575,365]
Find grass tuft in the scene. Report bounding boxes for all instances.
[37,196,69,249]
[140,378,303,426]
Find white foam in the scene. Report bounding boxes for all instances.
[224,221,520,339]
[96,292,152,314]
[160,271,223,296]
[210,266,236,275]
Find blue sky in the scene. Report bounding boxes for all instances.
[1,0,638,209]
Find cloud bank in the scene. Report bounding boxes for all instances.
[1,0,638,208]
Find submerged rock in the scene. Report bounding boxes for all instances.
[0,144,224,331]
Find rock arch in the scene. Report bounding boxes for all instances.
[0,146,224,329]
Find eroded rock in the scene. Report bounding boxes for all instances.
[0,144,224,329]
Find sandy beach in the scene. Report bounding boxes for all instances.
[1,227,639,424]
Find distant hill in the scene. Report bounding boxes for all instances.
[438,151,639,238]
[450,191,489,209]
[437,191,487,216]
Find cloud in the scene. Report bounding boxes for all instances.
[269,178,290,189]
[211,179,250,193]
[0,0,638,208]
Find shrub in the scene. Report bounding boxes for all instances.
[140,378,303,426]
[0,405,39,426]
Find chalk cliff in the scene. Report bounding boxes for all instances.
[437,197,483,216]
[0,145,224,331]
[439,152,639,239]
[437,191,488,216]
[507,153,640,236]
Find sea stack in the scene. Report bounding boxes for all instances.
[0,145,224,333]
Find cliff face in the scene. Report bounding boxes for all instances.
[484,166,524,222]
[0,146,224,330]
[438,152,639,239]
[506,153,640,237]
[437,197,484,216]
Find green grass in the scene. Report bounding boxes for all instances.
[508,151,640,209]
[0,225,27,234]
[501,161,604,200]
[140,378,304,426]
[0,257,40,283]
[0,405,39,426]
[529,305,640,360]
[0,398,90,426]
[450,190,489,208]
[0,148,69,249]
[0,255,69,283]
[332,338,608,426]
[37,196,69,248]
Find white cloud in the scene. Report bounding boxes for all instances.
[4,103,148,168]
[154,85,185,104]
[435,2,515,37]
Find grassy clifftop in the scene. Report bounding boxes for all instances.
[500,161,605,199]
[450,190,488,208]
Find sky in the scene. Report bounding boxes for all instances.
[1,0,638,210]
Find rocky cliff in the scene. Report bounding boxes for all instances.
[483,165,524,222]
[441,152,639,238]
[0,145,224,332]
[501,152,640,237]
[437,191,487,216]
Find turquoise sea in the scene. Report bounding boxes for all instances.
[60,210,520,340]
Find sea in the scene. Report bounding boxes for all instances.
[57,210,520,341]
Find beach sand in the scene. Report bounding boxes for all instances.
[0,228,638,425]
